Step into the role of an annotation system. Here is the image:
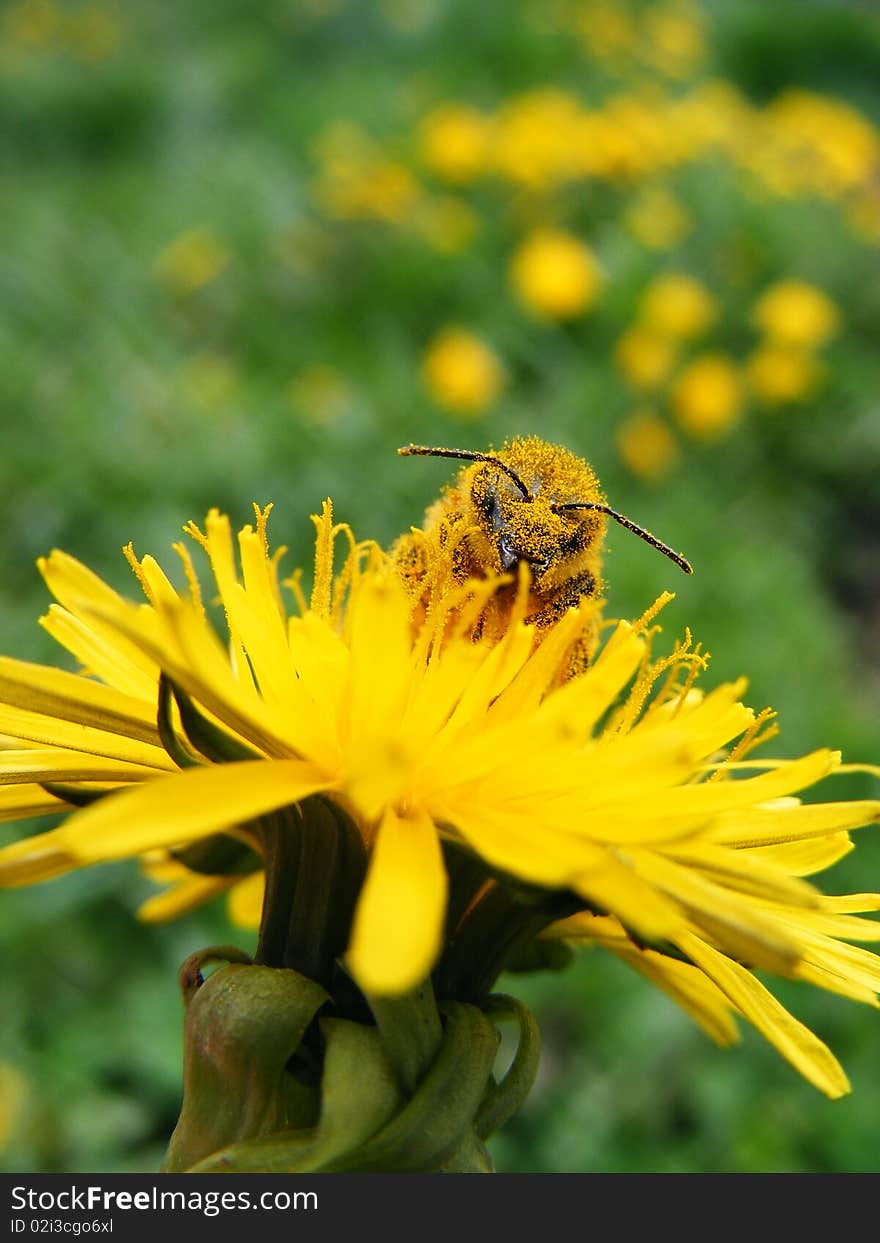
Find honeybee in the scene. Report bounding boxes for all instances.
[392,436,691,673]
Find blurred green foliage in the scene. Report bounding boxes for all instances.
[1,0,879,1173]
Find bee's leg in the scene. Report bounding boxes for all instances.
[525,571,601,682]
[524,570,598,628]
[391,531,429,601]
[562,630,595,680]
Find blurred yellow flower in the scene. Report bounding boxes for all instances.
[380,0,435,33]
[752,281,840,349]
[153,228,230,297]
[509,229,602,320]
[639,272,717,339]
[178,353,238,413]
[3,0,59,46]
[417,103,491,184]
[574,1,637,61]
[0,1063,28,1153]
[411,195,480,254]
[746,345,823,407]
[491,89,584,189]
[615,409,680,481]
[226,871,265,930]
[847,191,880,245]
[672,353,743,440]
[288,365,355,427]
[625,186,692,250]
[311,122,422,223]
[62,5,122,60]
[615,326,677,390]
[640,3,707,80]
[757,91,879,200]
[318,159,421,223]
[667,80,752,159]
[422,327,504,415]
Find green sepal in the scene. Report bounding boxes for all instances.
[474,994,541,1140]
[162,955,329,1173]
[332,1001,499,1172]
[171,833,262,878]
[501,936,575,975]
[156,674,201,769]
[367,979,443,1094]
[189,1018,403,1173]
[255,796,367,986]
[39,782,106,808]
[164,676,262,764]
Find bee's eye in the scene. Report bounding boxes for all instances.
[478,487,499,522]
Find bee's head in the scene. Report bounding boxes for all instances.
[398,438,692,580]
[467,443,606,582]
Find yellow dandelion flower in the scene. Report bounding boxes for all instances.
[288,365,354,427]
[491,90,585,190]
[510,229,602,321]
[639,272,717,340]
[758,91,878,200]
[178,352,238,413]
[672,353,743,440]
[417,104,491,185]
[411,195,480,254]
[0,1063,28,1153]
[625,186,693,250]
[310,122,422,224]
[599,95,676,180]
[422,327,504,415]
[746,345,824,407]
[615,326,678,391]
[3,0,59,47]
[153,228,230,298]
[846,189,880,245]
[640,3,707,80]
[752,281,841,349]
[616,409,680,481]
[1,505,880,1098]
[574,1,637,62]
[62,5,122,61]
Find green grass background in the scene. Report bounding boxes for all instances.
[1,0,879,1172]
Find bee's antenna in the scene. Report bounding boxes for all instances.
[398,444,533,501]
[552,501,693,574]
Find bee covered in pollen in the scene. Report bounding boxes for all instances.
[392,436,692,675]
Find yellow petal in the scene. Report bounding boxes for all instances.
[227,871,265,930]
[665,841,819,907]
[602,750,839,824]
[347,806,446,996]
[137,873,235,922]
[536,620,645,738]
[750,834,854,876]
[606,937,739,1046]
[573,857,685,942]
[0,655,158,744]
[0,784,68,824]
[488,605,592,718]
[0,703,176,770]
[54,758,329,861]
[631,849,802,973]
[678,931,850,1098]
[0,827,78,885]
[709,799,880,848]
[0,748,164,784]
[345,576,412,747]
